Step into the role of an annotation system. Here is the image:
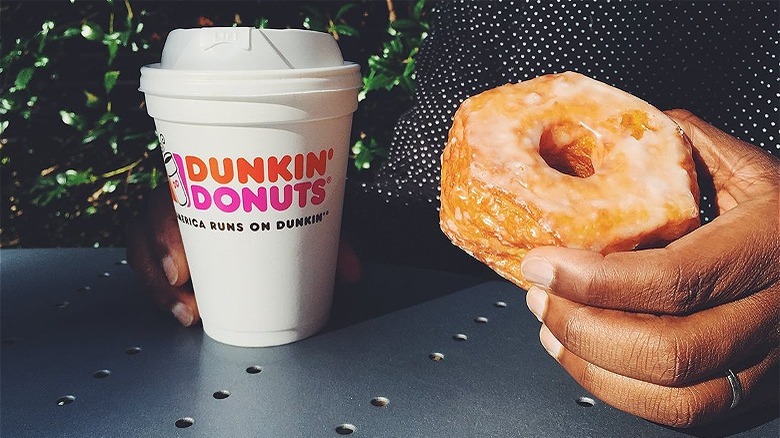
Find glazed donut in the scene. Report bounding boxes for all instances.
[439,72,700,289]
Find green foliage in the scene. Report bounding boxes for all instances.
[353,0,428,169]
[1,0,431,247]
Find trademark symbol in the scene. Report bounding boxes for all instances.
[326,176,332,184]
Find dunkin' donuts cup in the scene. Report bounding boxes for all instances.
[139,28,361,347]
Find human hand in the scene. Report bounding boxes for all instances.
[126,186,199,326]
[126,186,361,327]
[519,109,779,427]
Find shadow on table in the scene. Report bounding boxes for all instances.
[327,261,501,331]
[671,403,779,438]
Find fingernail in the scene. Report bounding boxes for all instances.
[539,325,563,359]
[520,256,554,288]
[161,255,178,286]
[525,286,548,322]
[171,302,194,327]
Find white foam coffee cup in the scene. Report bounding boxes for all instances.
[139,27,361,347]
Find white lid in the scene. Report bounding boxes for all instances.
[139,27,361,98]
[160,27,346,70]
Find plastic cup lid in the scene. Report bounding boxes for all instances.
[139,27,361,98]
[160,27,346,70]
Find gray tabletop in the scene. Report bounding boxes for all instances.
[1,248,776,437]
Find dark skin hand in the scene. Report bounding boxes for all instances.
[126,186,361,326]
[520,109,779,428]
[127,109,776,428]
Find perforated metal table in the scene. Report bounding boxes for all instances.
[1,248,776,437]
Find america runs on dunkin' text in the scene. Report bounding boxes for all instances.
[175,211,329,233]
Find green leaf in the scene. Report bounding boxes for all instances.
[0,120,9,136]
[387,38,403,54]
[83,90,100,108]
[403,57,416,78]
[53,168,96,187]
[104,70,120,94]
[150,167,159,189]
[0,98,13,113]
[303,16,327,32]
[363,72,395,92]
[81,22,105,41]
[103,31,121,42]
[32,183,68,206]
[390,19,421,33]
[101,179,119,193]
[335,3,356,20]
[254,17,269,29]
[399,75,415,93]
[333,24,359,38]
[82,125,107,144]
[33,56,49,67]
[61,27,82,38]
[367,55,392,71]
[97,112,119,126]
[14,67,34,90]
[413,0,426,19]
[106,41,119,65]
[59,110,85,129]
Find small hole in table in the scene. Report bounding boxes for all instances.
[93,369,111,379]
[370,396,389,407]
[175,417,195,428]
[576,396,596,407]
[246,365,263,374]
[213,390,230,399]
[57,395,75,406]
[335,423,356,435]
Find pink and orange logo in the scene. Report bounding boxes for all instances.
[164,148,335,214]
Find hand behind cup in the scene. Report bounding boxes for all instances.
[127,186,362,327]
[126,186,199,326]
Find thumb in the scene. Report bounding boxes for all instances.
[519,195,779,315]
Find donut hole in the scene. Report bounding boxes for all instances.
[538,122,597,178]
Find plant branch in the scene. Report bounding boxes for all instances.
[100,156,143,179]
[386,0,396,22]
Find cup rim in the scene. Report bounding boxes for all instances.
[140,61,360,77]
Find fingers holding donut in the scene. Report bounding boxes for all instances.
[664,109,780,211]
[437,74,778,427]
[526,286,778,387]
[517,108,780,427]
[539,324,778,428]
[519,109,780,315]
[519,196,779,315]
